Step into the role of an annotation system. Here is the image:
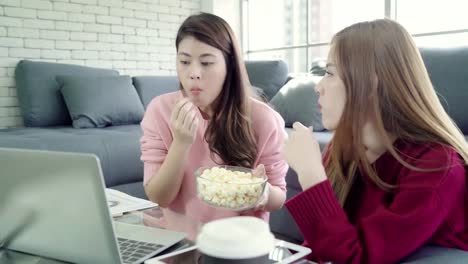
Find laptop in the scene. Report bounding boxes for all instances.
[0,148,186,264]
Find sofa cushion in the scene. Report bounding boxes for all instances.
[271,75,325,131]
[0,125,143,187]
[401,245,468,263]
[58,75,144,128]
[15,60,119,127]
[420,47,468,134]
[245,60,289,101]
[132,76,180,108]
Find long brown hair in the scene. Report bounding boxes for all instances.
[326,19,468,205]
[175,13,257,168]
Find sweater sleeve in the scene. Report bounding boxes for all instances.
[140,96,172,186]
[286,148,466,264]
[253,102,288,191]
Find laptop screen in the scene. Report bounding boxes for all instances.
[0,148,121,263]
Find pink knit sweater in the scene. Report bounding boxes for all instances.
[140,91,288,239]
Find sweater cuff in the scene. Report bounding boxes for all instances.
[285,180,345,222]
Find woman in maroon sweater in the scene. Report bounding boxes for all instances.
[283,19,468,264]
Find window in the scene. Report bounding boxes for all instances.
[242,0,468,72]
[394,0,468,48]
[242,0,384,73]
[395,0,468,34]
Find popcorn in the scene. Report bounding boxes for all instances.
[196,167,266,210]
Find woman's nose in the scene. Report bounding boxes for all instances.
[189,66,201,80]
[190,74,200,80]
[315,80,323,95]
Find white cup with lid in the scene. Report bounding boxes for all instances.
[196,216,275,264]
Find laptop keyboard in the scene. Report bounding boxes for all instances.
[118,237,164,264]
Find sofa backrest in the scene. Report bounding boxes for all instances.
[14,52,468,132]
[13,59,289,128]
[15,60,119,127]
[420,47,468,134]
[132,76,180,108]
[245,60,289,101]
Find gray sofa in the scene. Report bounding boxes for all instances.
[0,45,467,263]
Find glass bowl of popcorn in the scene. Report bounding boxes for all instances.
[195,165,267,211]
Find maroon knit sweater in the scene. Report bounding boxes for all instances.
[286,140,468,264]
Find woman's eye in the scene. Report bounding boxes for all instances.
[201,62,214,66]
[180,61,190,65]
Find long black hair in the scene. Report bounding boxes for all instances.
[175,13,257,168]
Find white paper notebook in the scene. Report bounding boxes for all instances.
[105,188,158,217]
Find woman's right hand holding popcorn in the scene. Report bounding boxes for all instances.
[170,98,199,146]
[144,98,200,207]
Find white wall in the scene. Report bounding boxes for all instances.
[0,0,201,128]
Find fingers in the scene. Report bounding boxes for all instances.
[169,98,200,144]
[183,110,195,127]
[292,122,307,131]
[253,164,266,177]
[292,122,314,133]
[189,114,199,134]
[170,98,189,123]
[174,98,191,116]
[184,110,199,133]
[179,100,194,122]
[171,98,193,124]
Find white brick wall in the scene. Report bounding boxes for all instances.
[0,0,201,128]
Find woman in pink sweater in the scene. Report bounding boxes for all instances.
[283,19,468,263]
[140,13,288,239]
